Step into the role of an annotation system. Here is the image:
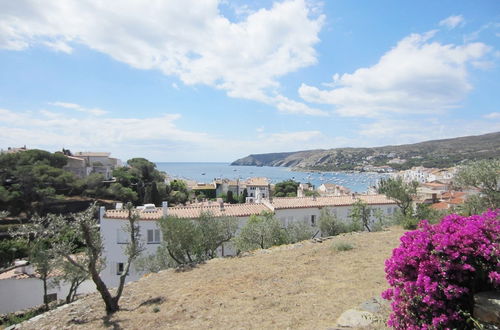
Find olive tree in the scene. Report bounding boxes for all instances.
[46,204,143,314]
[63,204,142,313]
[319,208,346,236]
[234,212,288,252]
[454,159,500,209]
[349,199,373,232]
[158,212,238,265]
[377,177,418,217]
[10,215,57,310]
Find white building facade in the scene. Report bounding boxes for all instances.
[99,195,397,287]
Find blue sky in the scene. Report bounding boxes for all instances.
[0,0,499,162]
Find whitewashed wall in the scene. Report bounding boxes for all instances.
[100,217,163,288]
[100,214,253,287]
[0,278,95,314]
[275,204,398,236]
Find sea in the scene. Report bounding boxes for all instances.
[155,162,390,193]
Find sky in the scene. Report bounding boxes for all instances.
[0,0,499,162]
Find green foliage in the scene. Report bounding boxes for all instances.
[304,190,320,197]
[0,239,29,268]
[82,173,107,198]
[127,158,163,183]
[456,194,490,216]
[454,159,500,209]
[165,180,189,205]
[158,212,238,265]
[273,180,299,197]
[414,203,443,224]
[349,199,373,232]
[134,243,175,273]
[29,239,56,309]
[2,310,39,327]
[319,208,347,236]
[234,212,288,252]
[333,241,354,252]
[377,177,418,216]
[107,183,138,202]
[0,150,80,215]
[239,189,248,203]
[112,166,138,187]
[285,220,314,243]
[390,209,422,230]
[226,190,236,204]
[150,182,161,206]
[196,212,238,258]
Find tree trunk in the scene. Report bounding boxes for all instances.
[90,265,119,314]
[42,276,48,310]
[66,281,76,304]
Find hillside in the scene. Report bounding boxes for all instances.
[15,227,406,329]
[231,132,500,171]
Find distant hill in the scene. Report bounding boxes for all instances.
[231,132,500,171]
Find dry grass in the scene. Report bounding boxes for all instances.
[16,227,406,330]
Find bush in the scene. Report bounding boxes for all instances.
[382,210,500,329]
[319,209,347,236]
[286,220,314,243]
[333,242,354,252]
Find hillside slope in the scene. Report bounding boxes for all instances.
[232,132,500,171]
[17,228,406,329]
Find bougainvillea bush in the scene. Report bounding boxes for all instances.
[382,210,499,329]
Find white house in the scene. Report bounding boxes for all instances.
[245,177,270,199]
[63,152,122,180]
[268,195,397,230]
[317,183,351,196]
[99,194,397,288]
[99,202,269,287]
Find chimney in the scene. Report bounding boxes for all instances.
[312,194,317,201]
[219,201,225,211]
[162,201,169,216]
[99,206,105,223]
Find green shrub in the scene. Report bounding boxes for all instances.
[333,242,354,252]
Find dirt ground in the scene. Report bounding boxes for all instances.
[14,227,406,330]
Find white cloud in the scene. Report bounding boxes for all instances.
[0,106,333,161]
[273,95,328,116]
[0,0,324,116]
[49,101,108,116]
[483,112,500,119]
[439,15,464,29]
[299,31,491,117]
[0,107,214,159]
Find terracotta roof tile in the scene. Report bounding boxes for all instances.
[104,195,396,220]
[271,194,396,210]
[430,202,450,210]
[105,203,270,220]
[245,177,269,186]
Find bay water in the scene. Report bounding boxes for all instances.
[156,162,389,193]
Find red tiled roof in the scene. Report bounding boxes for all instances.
[105,203,270,220]
[271,194,396,210]
[430,202,450,210]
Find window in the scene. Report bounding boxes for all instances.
[310,215,316,226]
[116,262,124,275]
[147,229,161,244]
[116,229,129,244]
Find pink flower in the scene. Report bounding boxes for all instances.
[382,210,500,329]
